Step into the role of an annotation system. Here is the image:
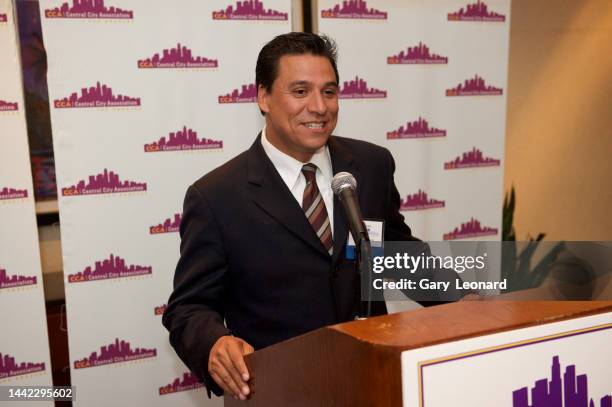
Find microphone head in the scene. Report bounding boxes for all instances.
[331,172,357,196]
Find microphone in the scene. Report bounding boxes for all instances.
[331,172,369,244]
[332,171,373,318]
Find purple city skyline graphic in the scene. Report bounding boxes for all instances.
[144,126,222,153]
[339,76,387,99]
[387,117,446,139]
[0,353,45,379]
[387,42,448,65]
[62,169,146,196]
[219,82,257,104]
[444,147,501,169]
[154,304,167,316]
[137,43,218,69]
[159,371,203,395]
[0,267,37,290]
[448,0,505,22]
[443,217,498,240]
[0,13,7,23]
[0,187,28,200]
[54,82,140,109]
[446,74,503,96]
[150,213,182,234]
[212,0,288,21]
[513,356,611,407]
[67,254,152,283]
[400,190,445,211]
[321,0,387,20]
[45,0,133,19]
[0,100,18,111]
[74,338,156,369]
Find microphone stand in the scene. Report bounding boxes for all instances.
[356,232,373,319]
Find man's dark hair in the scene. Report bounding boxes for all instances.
[255,32,339,93]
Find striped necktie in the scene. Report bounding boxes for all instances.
[301,163,333,255]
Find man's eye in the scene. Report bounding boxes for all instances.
[293,89,307,96]
[324,89,338,97]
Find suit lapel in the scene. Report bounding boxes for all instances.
[247,134,330,257]
[328,136,362,265]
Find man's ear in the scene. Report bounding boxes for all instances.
[257,85,270,115]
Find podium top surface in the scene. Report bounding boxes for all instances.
[330,301,612,350]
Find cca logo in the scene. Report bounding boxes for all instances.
[54,100,72,108]
[74,360,90,369]
[144,145,160,152]
[62,188,78,196]
[45,10,63,18]
[68,274,86,283]
[149,226,165,234]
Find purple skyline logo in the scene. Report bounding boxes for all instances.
[446,74,503,96]
[387,117,446,139]
[400,190,445,211]
[150,213,182,234]
[159,371,203,395]
[74,338,156,369]
[0,267,37,290]
[0,353,45,379]
[137,43,218,69]
[387,42,448,65]
[144,126,222,153]
[321,0,387,20]
[444,147,501,170]
[62,169,146,196]
[0,13,7,23]
[443,217,498,240]
[45,0,133,19]
[67,254,152,283]
[219,82,257,104]
[212,0,288,21]
[513,356,611,407]
[54,82,140,109]
[0,100,18,111]
[448,0,505,22]
[339,76,387,99]
[0,187,28,201]
[154,304,167,316]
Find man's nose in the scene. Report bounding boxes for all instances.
[307,91,327,115]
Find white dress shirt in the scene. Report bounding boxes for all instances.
[261,126,334,237]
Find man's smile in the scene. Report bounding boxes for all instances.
[303,121,328,133]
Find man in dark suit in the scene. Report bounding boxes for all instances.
[163,32,424,400]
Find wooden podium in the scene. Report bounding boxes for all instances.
[225,300,612,406]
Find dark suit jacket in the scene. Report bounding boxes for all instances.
[162,134,422,396]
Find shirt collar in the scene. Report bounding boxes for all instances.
[260,125,333,188]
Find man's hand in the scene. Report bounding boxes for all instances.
[208,336,255,400]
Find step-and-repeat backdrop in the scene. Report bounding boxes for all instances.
[40,0,291,405]
[317,0,510,242]
[32,0,509,404]
[0,1,53,406]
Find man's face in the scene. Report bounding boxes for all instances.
[258,54,339,163]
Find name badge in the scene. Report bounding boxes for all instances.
[346,219,384,260]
